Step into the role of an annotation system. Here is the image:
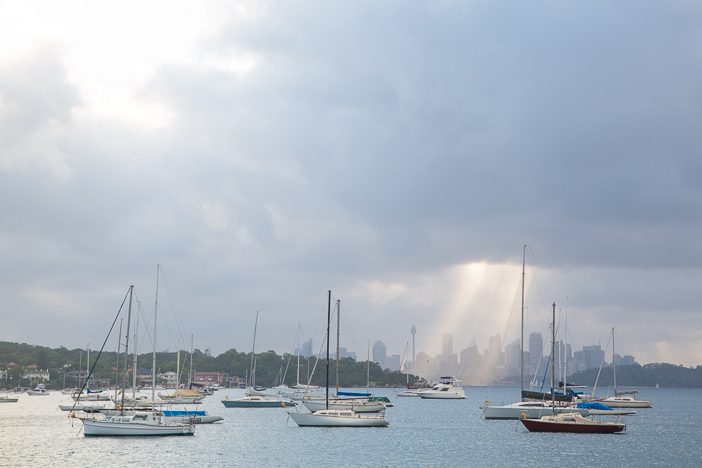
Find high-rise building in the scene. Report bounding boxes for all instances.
[528,332,543,368]
[442,333,453,356]
[385,354,401,371]
[582,345,604,370]
[487,333,504,366]
[505,339,520,376]
[372,341,387,368]
[301,339,313,358]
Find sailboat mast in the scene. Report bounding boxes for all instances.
[325,290,331,410]
[132,302,139,399]
[152,264,160,402]
[115,318,123,403]
[520,244,526,400]
[366,341,370,393]
[250,311,259,388]
[336,299,340,394]
[78,350,82,388]
[120,285,134,412]
[188,333,193,388]
[296,348,301,387]
[176,340,181,390]
[612,327,617,395]
[551,302,556,411]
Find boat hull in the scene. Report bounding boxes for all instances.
[483,403,590,420]
[59,404,105,412]
[288,411,389,427]
[417,392,464,399]
[82,420,195,436]
[222,399,295,408]
[520,418,625,433]
[302,400,386,413]
[599,399,651,408]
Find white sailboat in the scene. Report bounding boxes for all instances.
[77,285,195,437]
[288,290,389,428]
[83,412,195,436]
[600,327,652,408]
[483,246,588,419]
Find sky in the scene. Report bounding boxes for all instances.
[1,1,701,366]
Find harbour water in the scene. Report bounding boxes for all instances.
[1,386,700,467]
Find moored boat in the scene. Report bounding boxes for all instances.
[482,400,590,420]
[27,384,49,396]
[288,409,389,427]
[302,398,386,413]
[417,377,465,399]
[287,290,389,428]
[221,395,296,408]
[600,393,651,408]
[519,412,626,434]
[81,412,196,436]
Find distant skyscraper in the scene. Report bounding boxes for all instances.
[529,332,543,367]
[582,345,604,370]
[386,354,401,371]
[442,333,453,356]
[301,338,313,358]
[505,339,520,376]
[372,341,387,368]
[488,333,503,366]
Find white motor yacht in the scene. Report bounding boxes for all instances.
[27,384,49,396]
[417,377,465,399]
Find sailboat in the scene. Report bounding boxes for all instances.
[287,291,389,427]
[600,327,652,408]
[520,303,626,434]
[483,246,588,419]
[300,299,388,413]
[222,311,296,408]
[78,285,196,437]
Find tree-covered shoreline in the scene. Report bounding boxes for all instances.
[0,341,419,389]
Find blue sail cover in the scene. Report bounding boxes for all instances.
[337,391,371,397]
[161,410,207,417]
[576,402,613,411]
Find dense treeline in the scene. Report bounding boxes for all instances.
[0,341,418,389]
[569,363,702,388]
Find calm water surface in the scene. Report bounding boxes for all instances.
[1,387,700,467]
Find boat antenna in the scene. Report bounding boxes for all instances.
[326,290,331,410]
[520,244,526,400]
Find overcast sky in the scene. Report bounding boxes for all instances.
[1,1,701,366]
